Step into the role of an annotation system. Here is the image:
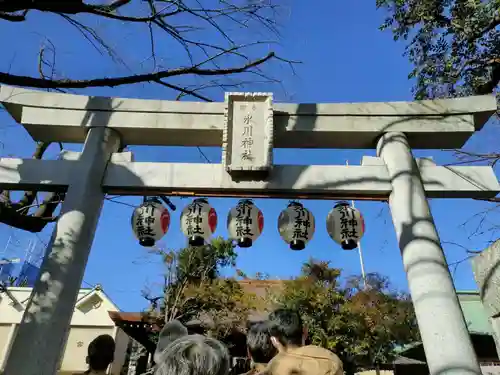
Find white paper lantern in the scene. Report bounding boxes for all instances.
[131,198,170,247]
[277,202,315,251]
[326,201,365,250]
[227,199,264,248]
[180,198,217,246]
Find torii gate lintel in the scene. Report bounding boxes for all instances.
[0,84,496,149]
[0,154,498,200]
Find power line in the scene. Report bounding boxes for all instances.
[105,196,137,208]
[82,279,96,288]
[346,160,367,289]
[197,146,211,163]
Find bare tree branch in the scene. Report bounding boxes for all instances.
[0,0,294,95]
[0,9,27,21]
[155,79,213,101]
[0,0,133,17]
[0,141,66,232]
[467,13,500,43]
[0,51,280,89]
[475,197,500,203]
[0,0,294,233]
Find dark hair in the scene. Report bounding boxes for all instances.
[246,321,277,364]
[268,308,303,347]
[87,334,115,371]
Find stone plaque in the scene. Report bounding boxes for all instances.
[222,92,273,177]
[471,239,500,316]
[480,365,500,375]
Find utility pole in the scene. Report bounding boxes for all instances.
[346,160,367,289]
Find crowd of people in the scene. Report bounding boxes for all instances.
[82,308,343,375]
[153,308,343,375]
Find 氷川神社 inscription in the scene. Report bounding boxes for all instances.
[222,93,273,175]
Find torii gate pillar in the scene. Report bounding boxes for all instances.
[378,132,481,375]
[2,127,121,375]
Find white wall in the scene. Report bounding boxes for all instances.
[112,327,131,375]
[0,287,119,326]
[0,287,129,374]
[60,326,116,373]
[0,324,15,369]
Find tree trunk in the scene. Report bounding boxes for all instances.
[343,361,357,375]
[0,192,63,232]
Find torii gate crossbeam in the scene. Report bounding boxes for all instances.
[0,85,498,375]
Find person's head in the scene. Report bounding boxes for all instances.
[154,320,230,375]
[155,334,230,375]
[268,308,306,351]
[154,320,189,364]
[246,321,278,364]
[86,334,115,372]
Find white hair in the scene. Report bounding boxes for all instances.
[154,334,230,375]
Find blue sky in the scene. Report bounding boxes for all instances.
[0,0,498,312]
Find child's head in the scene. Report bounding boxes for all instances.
[87,334,115,371]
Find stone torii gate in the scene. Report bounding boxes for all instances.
[0,85,498,375]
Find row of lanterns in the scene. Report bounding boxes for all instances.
[131,198,365,251]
